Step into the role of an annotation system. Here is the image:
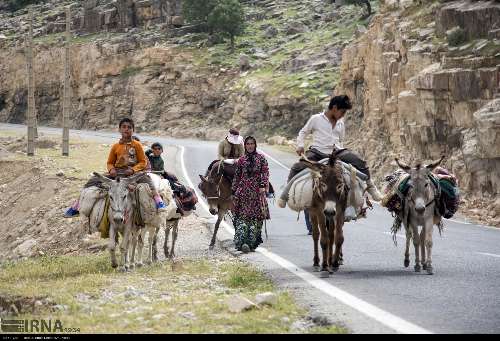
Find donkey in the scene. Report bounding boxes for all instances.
[93,172,143,271]
[302,154,349,278]
[395,157,444,275]
[198,161,233,249]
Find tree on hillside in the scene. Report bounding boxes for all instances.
[207,0,245,52]
[182,0,218,27]
[6,0,42,12]
[345,0,371,19]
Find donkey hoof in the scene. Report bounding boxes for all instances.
[414,264,421,272]
[404,259,410,268]
[209,244,215,250]
[136,262,144,268]
[320,271,330,278]
[422,263,427,271]
[111,262,118,269]
[426,266,433,275]
[313,265,320,272]
[128,264,135,270]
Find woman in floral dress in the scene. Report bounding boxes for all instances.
[232,136,271,253]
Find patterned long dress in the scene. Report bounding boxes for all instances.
[232,152,270,250]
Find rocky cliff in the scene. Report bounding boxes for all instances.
[339,0,500,223]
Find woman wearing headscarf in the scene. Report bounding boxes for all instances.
[232,136,271,253]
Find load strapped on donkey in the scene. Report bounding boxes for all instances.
[381,163,460,233]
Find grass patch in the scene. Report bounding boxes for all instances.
[0,253,345,333]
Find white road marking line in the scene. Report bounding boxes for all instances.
[477,252,500,259]
[258,148,291,171]
[179,145,433,334]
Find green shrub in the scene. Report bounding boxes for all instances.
[447,26,466,46]
[7,0,43,12]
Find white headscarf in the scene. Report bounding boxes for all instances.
[227,132,243,145]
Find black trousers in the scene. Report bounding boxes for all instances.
[287,148,370,182]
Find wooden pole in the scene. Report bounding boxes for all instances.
[27,7,35,156]
[62,6,71,156]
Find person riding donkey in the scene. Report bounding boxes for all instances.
[204,127,245,181]
[145,142,178,182]
[278,95,383,210]
[64,118,167,217]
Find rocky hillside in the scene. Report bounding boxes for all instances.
[339,0,499,224]
[0,0,370,138]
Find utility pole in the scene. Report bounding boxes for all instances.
[62,6,71,156]
[27,7,35,156]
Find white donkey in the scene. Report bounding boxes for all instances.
[395,157,444,275]
[129,173,178,266]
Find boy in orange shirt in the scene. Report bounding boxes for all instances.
[64,118,166,217]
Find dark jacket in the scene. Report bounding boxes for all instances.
[145,149,165,172]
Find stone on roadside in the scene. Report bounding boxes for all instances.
[226,295,257,313]
[255,292,278,306]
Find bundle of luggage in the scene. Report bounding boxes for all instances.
[381,167,460,219]
[166,177,198,216]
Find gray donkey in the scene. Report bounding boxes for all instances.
[94,172,143,271]
[395,157,444,275]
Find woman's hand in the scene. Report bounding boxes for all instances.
[124,167,134,176]
[109,168,117,177]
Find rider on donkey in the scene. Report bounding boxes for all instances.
[278,95,383,209]
[64,118,167,217]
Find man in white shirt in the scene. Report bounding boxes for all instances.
[278,95,383,207]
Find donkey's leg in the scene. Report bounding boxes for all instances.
[120,227,131,271]
[209,211,224,250]
[311,214,320,271]
[318,217,330,278]
[327,219,336,274]
[424,220,434,275]
[404,225,411,268]
[420,228,427,270]
[332,216,345,272]
[152,226,160,262]
[164,223,171,259]
[109,225,118,269]
[136,228,145,267]
[145,225,155,265]
[129,229,137,269]
[169,220,179,259]
[412,224,421,272]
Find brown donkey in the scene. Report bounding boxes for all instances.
[303,154,349,278]
[198,161,233,249]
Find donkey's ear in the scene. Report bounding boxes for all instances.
[199,174,207,182]
[93,172,112,183]
[426,155,445,170]
[395,158,411,172]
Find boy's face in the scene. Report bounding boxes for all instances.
[152,146,162,157]
[119,122,134,140]
[328,107,347,120]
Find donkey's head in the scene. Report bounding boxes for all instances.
[303,154,348,224]
[94,172,141,225]
[198,162,231,215]
[395,156,444,215]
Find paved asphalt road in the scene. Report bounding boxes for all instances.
[2,124,499,334]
